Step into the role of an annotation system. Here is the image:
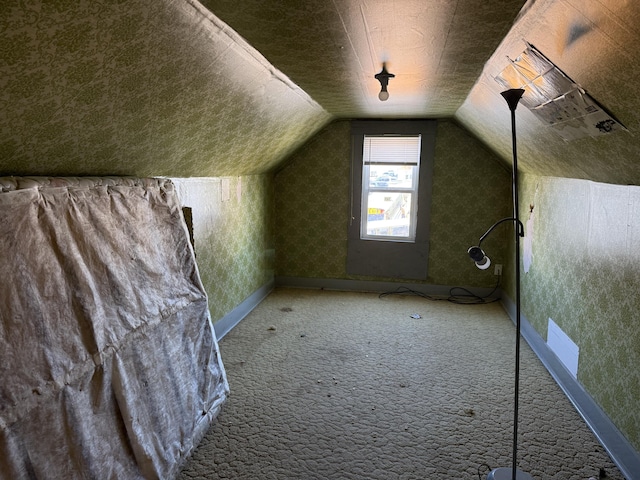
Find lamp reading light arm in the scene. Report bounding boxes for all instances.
[478,217,524,246]
[467,217,524,270]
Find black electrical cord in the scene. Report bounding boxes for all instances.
[378,286,440,301]
[378,276,501,305]
[448,275,501,305]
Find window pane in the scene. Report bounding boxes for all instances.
[364,192,412,238]
[360,135,420,242]
[368,165,414,189]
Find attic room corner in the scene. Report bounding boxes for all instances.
[2,0,640,478]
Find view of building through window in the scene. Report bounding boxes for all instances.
[361,135,421,241]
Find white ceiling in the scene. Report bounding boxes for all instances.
[202,0,526,118]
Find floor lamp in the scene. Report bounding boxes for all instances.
[468,88,534,480]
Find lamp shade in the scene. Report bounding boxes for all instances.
[468,246,491,270]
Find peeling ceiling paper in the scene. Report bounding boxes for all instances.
[495,44,627,141]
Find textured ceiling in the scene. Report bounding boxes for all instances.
[456,0,640,184]
[202,0,526,118]
[1,0,640,184]
[457,0,640,184]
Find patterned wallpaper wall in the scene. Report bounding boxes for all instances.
[274,121,351,280]
[274,119,511,289]
[0,0,330,178]
[274,119,640,452]
[514,173,640,452]
[173,176,274,323]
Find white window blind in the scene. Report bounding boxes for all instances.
[363,135,421,165]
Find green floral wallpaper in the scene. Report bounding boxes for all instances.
[429,120,512,287]
[0,0,330,178]
[274,119,511,288]
[274,121,351,279]
[513,173,640,452]
[173,176,274,323]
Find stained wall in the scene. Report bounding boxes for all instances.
[173,176,274,323]
[505,173,640,452]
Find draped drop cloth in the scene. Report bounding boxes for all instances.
[0,177,228,479]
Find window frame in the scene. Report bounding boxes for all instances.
[347,120,436,279]
[360,134,422,242]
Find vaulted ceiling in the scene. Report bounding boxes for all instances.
[1,0,639,184]
[201,0,524,118]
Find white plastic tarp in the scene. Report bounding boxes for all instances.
[0,177,228,479]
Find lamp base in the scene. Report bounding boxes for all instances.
[486,467,534,480]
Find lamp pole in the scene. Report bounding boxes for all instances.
[468,89,532,480]
[503,88,525,480]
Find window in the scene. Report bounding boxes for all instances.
[361,135,421,241]
[347,120,436,279]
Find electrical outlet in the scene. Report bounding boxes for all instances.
[494,264,503,276]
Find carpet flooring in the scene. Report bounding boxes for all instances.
[178,288,624,479]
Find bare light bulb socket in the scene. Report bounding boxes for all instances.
[375,63,395,102]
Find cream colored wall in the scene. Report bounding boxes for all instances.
[274,119,511,288]
[504,173,640,452]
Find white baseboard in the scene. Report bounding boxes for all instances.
[212,279,274,340]
[501,293,640,480]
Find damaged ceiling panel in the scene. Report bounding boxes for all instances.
[456,0,640,184]
[495,43,627,141]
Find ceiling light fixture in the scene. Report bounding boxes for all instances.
[374,63,395,101]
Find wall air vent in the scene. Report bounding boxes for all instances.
[495,43,627,141]
[547,318,579,377]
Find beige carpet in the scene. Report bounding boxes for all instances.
[178,288,623,479]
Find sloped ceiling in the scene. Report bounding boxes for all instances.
[1,0,640,184]
[0,0,331,177]
[457,0,640,185]
[202,0,525,118]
